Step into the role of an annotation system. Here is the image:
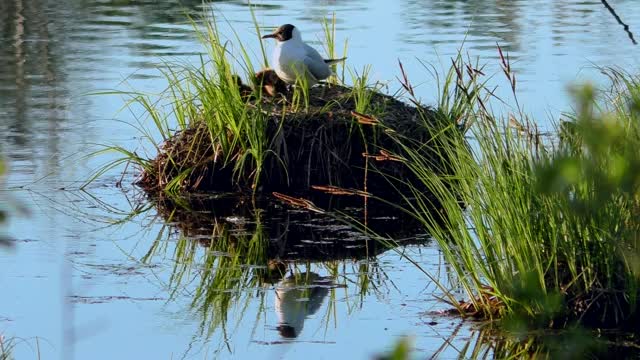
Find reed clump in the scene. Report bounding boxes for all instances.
[137,82,437,195]
[393,47,640,331]
[85,13,453,200]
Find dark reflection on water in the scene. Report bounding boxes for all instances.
[399,0,638,58]
[0,0,208,180]
[274,272,330,339]
[152,193,425,260]
[1,0,640,358]
[400,0,526,52]
[125,189,430,355]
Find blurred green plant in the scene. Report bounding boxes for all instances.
[375,337,412,360]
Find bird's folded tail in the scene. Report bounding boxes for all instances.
[323,57,347,65]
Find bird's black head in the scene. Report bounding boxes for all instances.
[262,24,296,42]
[277,324,298,338]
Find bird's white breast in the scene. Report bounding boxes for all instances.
[272,40,313,84]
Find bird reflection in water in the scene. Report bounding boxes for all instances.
[274,271,330,339]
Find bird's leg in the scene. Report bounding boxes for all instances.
[285,84,295,104]
[318,83,327,100]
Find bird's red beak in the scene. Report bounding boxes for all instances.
[262,33,276,39]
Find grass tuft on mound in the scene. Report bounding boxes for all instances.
[88,12,456,198]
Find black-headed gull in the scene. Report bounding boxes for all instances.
[262,24,346,86]
[274,272,329,338]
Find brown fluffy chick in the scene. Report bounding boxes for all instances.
[254,68,288,97]
[232,74,254,99]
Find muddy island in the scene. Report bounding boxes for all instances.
[135,73,456,199]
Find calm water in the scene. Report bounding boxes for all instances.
[1,0,639,359]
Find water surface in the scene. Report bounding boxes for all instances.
[1,0,639,358]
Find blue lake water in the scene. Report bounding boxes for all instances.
[1,0,639,358]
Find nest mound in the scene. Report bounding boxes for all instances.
[138,83,448,195]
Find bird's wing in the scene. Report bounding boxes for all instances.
[303,43,332,80]
[303,43,325,62]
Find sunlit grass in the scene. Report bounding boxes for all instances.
[387,47,640,329]
[84,9,279,194]
[321,12,347,85]
[84,10,400,195]
[350,65,382,116]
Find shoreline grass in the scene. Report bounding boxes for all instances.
[385,47,640,330]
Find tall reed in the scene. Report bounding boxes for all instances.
[390,48,640,328]
[85,10,281,193]
[85,11,361,194]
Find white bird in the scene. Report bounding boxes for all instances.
[262,24,346,86]
[274,272,329,338]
